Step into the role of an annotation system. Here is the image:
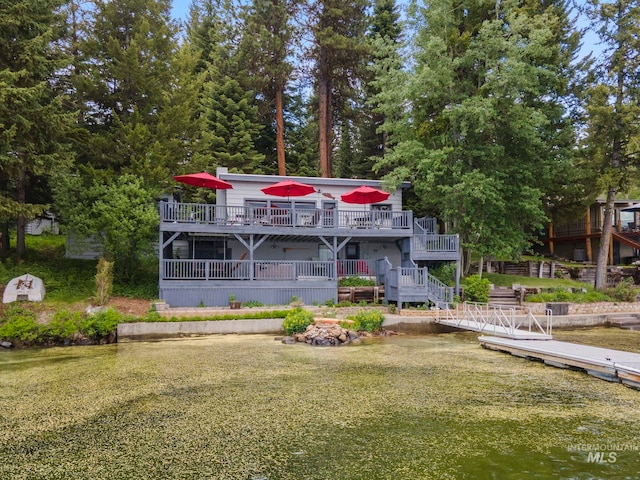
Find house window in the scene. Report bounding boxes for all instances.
[372,204,391,211]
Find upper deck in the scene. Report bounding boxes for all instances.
[160,202,414,238]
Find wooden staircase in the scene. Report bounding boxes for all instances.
[488,287,519,306]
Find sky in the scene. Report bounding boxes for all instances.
[171,2,189,23]
[170,0,602,60]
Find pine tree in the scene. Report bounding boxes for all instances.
[187,0,265,175]
[0,0,75,260]
[354,0,402,179]
[583,0,640,288]
[239,0,298,175]
[374,0,582,273]
[73,0,183,183]
[308,0,370,177]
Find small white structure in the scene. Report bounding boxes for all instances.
[2,274,46,303]
[26,212,59,235]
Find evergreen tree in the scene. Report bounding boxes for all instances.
[0,0,75,260]
[239,0,298,175]
[583,0,640,288]
[374,0,582,273]
[187,0,265,175]
[354,0,403,179]
[73,0,184,183]
[308,0,370,177]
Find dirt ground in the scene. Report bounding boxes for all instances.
[105,297,153,316]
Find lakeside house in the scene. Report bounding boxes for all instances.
[542,198,640,265]
[158,167,460,308]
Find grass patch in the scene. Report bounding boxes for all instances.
[0,233,157,304]
[483,272,591,289]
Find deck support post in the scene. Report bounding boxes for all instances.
[586,207,592,262]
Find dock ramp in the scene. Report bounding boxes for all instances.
[435,302,552,340]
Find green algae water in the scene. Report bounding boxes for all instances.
[2,330,640,479]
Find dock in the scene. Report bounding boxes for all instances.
[479,335,640,389]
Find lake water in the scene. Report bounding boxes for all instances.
[1,330,640,479]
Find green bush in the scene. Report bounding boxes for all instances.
[41,311,83,342]
[339,276,376,287]
[463,275,491,303]
[80,308,124,340]
[605,279,639,302]
[347,310,385,333]
[430,262,456,286]
[95,258,114,306]
[0,305,40,343]
[282,308,314,335]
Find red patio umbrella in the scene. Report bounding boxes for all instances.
[174,172,233,190]
[341,185,390,205]
[261,179,316,199]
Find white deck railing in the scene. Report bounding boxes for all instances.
[159,202,413,230]
[162,259,336,281]
[412,234,459,253]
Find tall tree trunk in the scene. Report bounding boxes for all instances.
[595,21,625,289]
[319,72,330,177]
[326,83,332,177]
[595,187,615,289]
[275,85,286,175]
[0,222,9,258]
[16,166,26,261]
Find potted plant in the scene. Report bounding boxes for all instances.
[229,295,241,309]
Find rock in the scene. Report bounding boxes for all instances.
[281,336,296,344]
[338,333,347,342]
[0,341,12,349]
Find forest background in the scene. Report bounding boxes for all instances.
[1,0,640,290]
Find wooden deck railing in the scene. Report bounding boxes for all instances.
[159,202,413,230]
[386,267,454,304]
[553,218,601,237]
[162,259,336,281]
[412,234,459,253]
[336,259,376,277]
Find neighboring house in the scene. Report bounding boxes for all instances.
[158,167,460,308]
[26,212,59,235]
[541,198,640,265]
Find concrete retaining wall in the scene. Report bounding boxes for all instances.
[118,305,638,342]
[118,318,284,342]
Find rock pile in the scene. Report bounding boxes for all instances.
[282,321,362,346]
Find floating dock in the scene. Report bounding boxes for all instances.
[479,336,640,389]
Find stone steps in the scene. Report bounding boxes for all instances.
[606,314,640,330]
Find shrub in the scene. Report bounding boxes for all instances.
[347,310,384,333]
[282,308,314,335]
[463,275,491,303]
[605,279,638,302]
[242,300,263,308]
[339,276,376,287]
[80,308,123,340]
[430,263,456,286]
[95,257,114,306]
[41,311,83,342]
[0,305,40,343]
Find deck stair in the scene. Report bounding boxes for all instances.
[488,287,519,306]
[435,302,552,340]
